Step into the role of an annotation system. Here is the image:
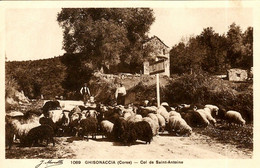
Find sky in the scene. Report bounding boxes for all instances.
[5,7,253,61]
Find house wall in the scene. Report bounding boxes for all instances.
[227,68,248,82]
[143,37,170,77]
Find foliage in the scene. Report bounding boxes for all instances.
[57,8,155,73]
[170,23,253,75]
[163,72,253,122]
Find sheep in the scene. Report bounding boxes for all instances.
[5,122,15,149]
[123,112,133,120]
[42,100,61,113]
[147,113,159,123]
[78,117,98,141]
[86,110,98,118]
[39,117,56,131]
[48,110,70,136]
[7,112,41,144]
[155,114,166,132]
[24,125,55,147]
[100,120,114,138]
[142,117,159,136]
[194,110,210,127]
[196,108,216,126]
[205,104,219,118]
[156,105,169,123]
[126,114,142,123]
[112,117,128,141]
[225,110,246,126]
[167,116,192,136]
[181,111,209,128]
[122,121,153,145]
[168,111,181,118]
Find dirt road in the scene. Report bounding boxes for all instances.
[52,132,252,159]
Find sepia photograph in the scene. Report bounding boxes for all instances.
[1,1,259,168]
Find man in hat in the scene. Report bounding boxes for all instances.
[80,83,91,106]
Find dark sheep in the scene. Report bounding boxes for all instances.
[5,122,14,149]
[112,117,128,142]
[39,117,56,130]
[122,121,153,145]
[24,125,55,147]
[68,119,81,136]
[136,108,151,118]
[78,117,98,141]
[42,100,61,113]
[181,111,209,128]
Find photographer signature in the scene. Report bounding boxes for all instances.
[35,160,63,168]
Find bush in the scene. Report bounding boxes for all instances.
[163,72,253,123]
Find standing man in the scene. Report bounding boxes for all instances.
[115,83,126,106]
[80,83,91,106]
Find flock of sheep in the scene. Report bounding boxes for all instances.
[5,99,246,149]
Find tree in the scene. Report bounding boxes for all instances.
[57,8,155,72]
[241,27,253,69]
[226,23,244,68]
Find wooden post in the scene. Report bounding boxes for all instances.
[156,57,160,107]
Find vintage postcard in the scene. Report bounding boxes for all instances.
[0,1,259,168]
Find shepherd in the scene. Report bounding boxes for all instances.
[80,83,91,106]
[115,82,126,106]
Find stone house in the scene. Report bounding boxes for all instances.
[143,36,170,77]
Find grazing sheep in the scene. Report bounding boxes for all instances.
[48,110,70,136]
[156,106,169,123]
[142,117,159,136]
[122,121,153,145]
[39,117,56,130]
[112,117,128,141]
[155,114,166,132]
[7,112,41,144]
[86,110,98,118]
[137,107,150,118]
[147,113,159,123]
[167,116,192,136]
[5,122,15,149]
[182,111,209,128]
[123,112,133,120]
[100,120,114,138]
[42,100,61,113]
[216,105,227,120]
[126,114,143,123]
[78,117,98,140]
[205,104,219,118]
[225,110,246,126]
[168,111,181,118]
[196,108,216,126]
[194,110,210,127]
[24,125,55,147]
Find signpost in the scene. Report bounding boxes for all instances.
[149,58,165,107]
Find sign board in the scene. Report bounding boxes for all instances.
[149,59,165,75]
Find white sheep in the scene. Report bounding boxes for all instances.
[156,105,169,123]
[7,113,41,143]
[155,113,166,132]
[147,113,159,124]
[194,110,210,127]
[168,111,181,118]
[142,117,159,136]
[196,108,216,126]
[127,114,143,123]
[100,120,114,138]
[205,104,219,116]
[225,110,246,126]
[168,116,192,136]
